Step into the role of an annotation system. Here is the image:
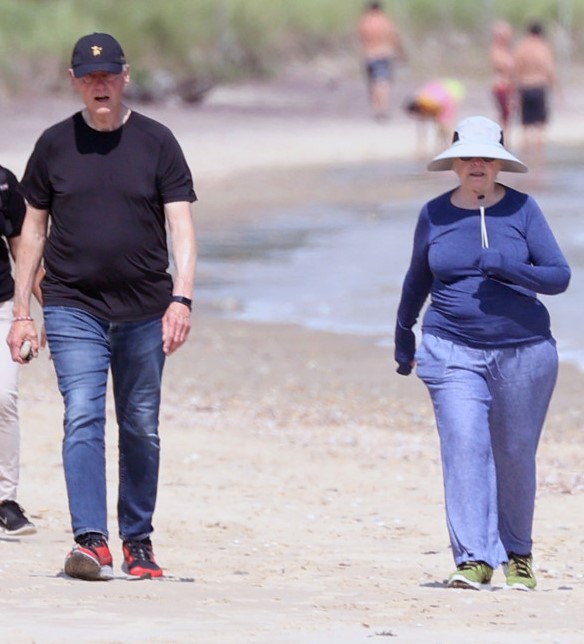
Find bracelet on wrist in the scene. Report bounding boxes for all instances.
[171,295,192,311]
[13,315,34,322]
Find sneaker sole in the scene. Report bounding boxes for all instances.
[64,551,114,581]
[505,582,536,591]
[121,561,163,579]
[448,575,491,591]
[0,524,37,537]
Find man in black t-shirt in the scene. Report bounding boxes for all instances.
[8,33,197,581]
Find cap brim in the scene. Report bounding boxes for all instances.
[72,62,124,78]
[427,142,528,173]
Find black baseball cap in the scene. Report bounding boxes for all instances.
[71,33,126,78]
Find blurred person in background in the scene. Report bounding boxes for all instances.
[358,1,406,120]
[0,165,38,538]
[8,33,197,581]
[513,21,556,165]
[489,20,515,139]
[403,78,465,158]
[394,116,570,591]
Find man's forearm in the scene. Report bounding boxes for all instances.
[13,208,47,317]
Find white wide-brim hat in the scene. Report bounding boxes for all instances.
[427,115,528,173]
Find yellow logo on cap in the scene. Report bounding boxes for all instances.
[91,46,103,57]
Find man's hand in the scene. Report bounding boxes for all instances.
[7,319,39,364]
[162,302,191,355]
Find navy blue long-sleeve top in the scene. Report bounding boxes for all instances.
[395,185,571,372]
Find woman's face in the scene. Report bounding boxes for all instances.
[452,157,503,194]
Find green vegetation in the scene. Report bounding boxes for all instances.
[0,0,580,96]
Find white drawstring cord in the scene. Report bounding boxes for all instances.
[480,205,489,249]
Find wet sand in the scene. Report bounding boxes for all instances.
[2,68,584,642]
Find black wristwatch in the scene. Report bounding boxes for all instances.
[171,295,192,311]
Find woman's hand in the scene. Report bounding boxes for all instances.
[476,247,504,276]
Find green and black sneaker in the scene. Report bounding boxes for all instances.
[504,553,536,591]
[448,560,493,590]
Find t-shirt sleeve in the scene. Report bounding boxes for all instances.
[20,134,53,210]
[157,130,197,205]
[3,168,26,237]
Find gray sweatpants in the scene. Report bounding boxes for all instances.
[416,333,558,569]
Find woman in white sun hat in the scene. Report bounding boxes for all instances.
[394,115,571,591]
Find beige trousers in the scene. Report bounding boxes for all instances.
[0,299,20,501]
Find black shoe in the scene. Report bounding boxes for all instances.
[122,538,163,578]
[0,500,37,536]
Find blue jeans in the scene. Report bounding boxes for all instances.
[44,306,165,542]
[416,334,558,569]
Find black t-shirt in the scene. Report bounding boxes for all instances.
[20,111,196,322]
[0,166,26,302]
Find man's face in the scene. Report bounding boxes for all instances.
[70,67,130,115]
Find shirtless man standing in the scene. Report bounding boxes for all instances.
[489,21,515,139]
[357,1,406,120]
[513,22,556,164]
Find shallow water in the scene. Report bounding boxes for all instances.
[196,155,584,371]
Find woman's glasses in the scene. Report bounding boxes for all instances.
[459,157,495,162]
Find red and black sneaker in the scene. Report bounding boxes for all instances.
[122,537,163,578]
[64,532,114,581]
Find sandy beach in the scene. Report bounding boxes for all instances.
[2,66,584,643]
